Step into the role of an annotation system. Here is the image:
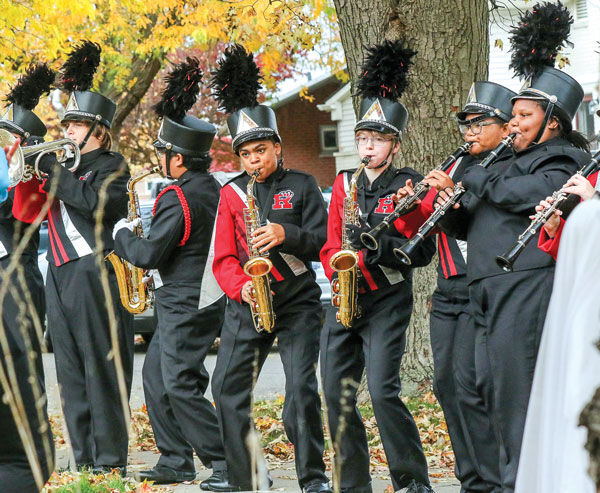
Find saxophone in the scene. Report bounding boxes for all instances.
[330,156,370,328]
[243,170,275,333]
[106,166,161,314]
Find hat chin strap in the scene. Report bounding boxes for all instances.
[532,97,557,146]
[165,147,173,179]
[79,115,102,151]
[371,147,395,170]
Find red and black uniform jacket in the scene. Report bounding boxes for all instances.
[439,137,589,283]
[538,170,599,260]
[396,155,480,295]
[13,148,130,267]
[320,165,436,293]
[114,171,221,295]
[213,167,327,304]
[0,184,41,260]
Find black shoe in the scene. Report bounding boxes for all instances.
[303,480,334,493]
[135,465,196,484]
[201,470,230,490]
[402,480,434,493]
[92,465,127,477]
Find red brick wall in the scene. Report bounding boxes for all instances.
[275,80,342,187]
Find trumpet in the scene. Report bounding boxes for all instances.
[393,134,516,264]
[0,129,80,187]
[495,148,600,272]
[360,142,473,251]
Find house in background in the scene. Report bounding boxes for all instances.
[271,75,343,187]
[319,0,599,176]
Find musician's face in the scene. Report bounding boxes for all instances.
[355,130,399,169]
[462,114,508,155]
[238,139,281,182]
[509,99,559,152]
[63,120,101,153]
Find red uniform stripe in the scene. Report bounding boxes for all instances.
[441,232,457,277]
[47,208,69,265]
[358,251,377,290]
[438,237,449,279]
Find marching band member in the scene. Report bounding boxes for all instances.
[112,58,228,486]
[319,41,436,493]
[210,45,331,493]
[35,41,133,475]
[536,164,598,259]
[436,4,590,490]
[395,81,518,492]
[0,63,55,491]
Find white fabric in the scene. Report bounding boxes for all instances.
[60,201,93,257]
[112,217,140,240]
[515,199,600,493]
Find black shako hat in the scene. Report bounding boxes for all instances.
[153,57,215,157]
[0,63,54,138]
[509,1,583,123]
[60,40,116,128]
[354,40,416,137]
[457,81,517,123]
[210,44,280,154]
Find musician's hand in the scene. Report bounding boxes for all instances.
[435,186,460,210]
[392,179,420,205]
[3,137,20,165]
[36,152,59,174]
[346,224,368,250]
[561,173,596,201]
[252,223,285,253]
[425,170,454,191]
[531,196,561,238]
[112,217,141,239]
[241,280,255,304]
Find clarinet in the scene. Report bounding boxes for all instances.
[394,134,516,265]
[495,148,600,272]
[359,142,473,251]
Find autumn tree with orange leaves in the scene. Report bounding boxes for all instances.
[0,0,342,169]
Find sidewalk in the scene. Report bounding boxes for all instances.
[55,449,461,492]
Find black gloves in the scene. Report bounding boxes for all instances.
[35,152,59,174]
[345,224,369,251]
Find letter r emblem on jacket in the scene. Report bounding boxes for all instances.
[374,195,395,214]
[272,190,294,210]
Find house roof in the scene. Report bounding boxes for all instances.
[270,74,341,109]
[318,83,351,110]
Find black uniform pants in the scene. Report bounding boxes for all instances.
[320,283,428,491]
[143,283,226,473]
[469,268,554,493]
[431,282,500,493]
[46,254,133,468]
[212,276,327,490]
[0,255,53,491]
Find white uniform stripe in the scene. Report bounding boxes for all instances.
[199,198,225,310]
[59,201,92,258]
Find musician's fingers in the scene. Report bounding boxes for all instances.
[252,235,272,249]
[6,137,20,164]
[259,239,278,253]
[252,225,268,236]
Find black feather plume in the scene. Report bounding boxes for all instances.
[153,57,204,120]
[6,63,55,110]
[356,40,416,100]
[210,44,261,113]
[509,1,573,79]
[60,40,101,92]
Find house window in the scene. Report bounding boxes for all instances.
[320,125,338,153]
[576,0,588,20]
[575,96,595,139]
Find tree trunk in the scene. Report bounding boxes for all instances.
[333,0,489,382]
[102,55,164,149]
